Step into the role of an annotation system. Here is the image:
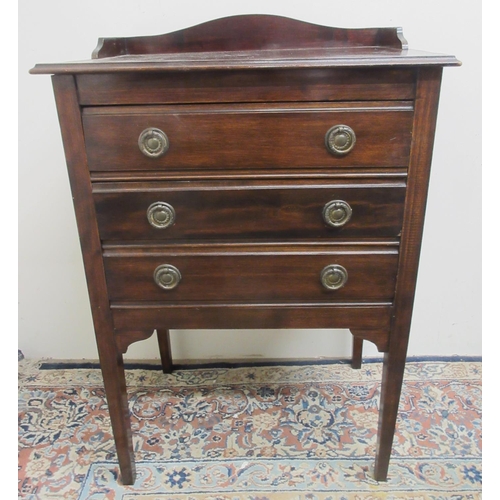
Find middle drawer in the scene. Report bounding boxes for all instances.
[93,179,406,241]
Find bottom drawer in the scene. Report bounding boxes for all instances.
[103,243,398,303]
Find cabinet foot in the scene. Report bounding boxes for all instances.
[157,329,173,373]
[374,344,408,482]
[100,347,136,485]
[351,336,363,369]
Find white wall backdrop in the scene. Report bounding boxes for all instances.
[18,0,481,361]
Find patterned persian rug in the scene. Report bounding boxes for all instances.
[18,358,482,499]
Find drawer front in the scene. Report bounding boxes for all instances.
[83,102,413,171]
[103,245,399,303]
[76,68,416,106]
[94,181,406,241]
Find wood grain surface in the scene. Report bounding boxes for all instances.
[93,179,406,241]
[82,102,413,171]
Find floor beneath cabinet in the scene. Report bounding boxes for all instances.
[18,357,482,499]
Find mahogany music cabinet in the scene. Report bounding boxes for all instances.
[31,15,460,484]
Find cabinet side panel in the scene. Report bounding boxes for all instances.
[51,75,136,483]
[391,66,443,347]
[51,75,113,337]
[373,66,443,481]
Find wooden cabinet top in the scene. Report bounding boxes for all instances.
[30,14,460,74]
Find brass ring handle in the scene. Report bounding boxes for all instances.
[325,125,356,156]
[323,200,352,228]
[147,202,175,229]
[154,264,182,290]
[320,264,348,290]
[138,128,169,158]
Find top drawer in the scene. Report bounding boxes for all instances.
[82,102,413,172]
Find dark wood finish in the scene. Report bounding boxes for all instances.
[373,67,444,482]
[92,15,407,59]
[90,167,408,182]
[93,179,406,241]
[351,337,363,369]
[103,244,399,303]
[156,329,173,373]
[32,16,457,484]
[76,68,417,106]
[51,75,136,484]
[29,17,459,74]
[30,49,460,74]
[111,303,392,347]
[82,102,413,171]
